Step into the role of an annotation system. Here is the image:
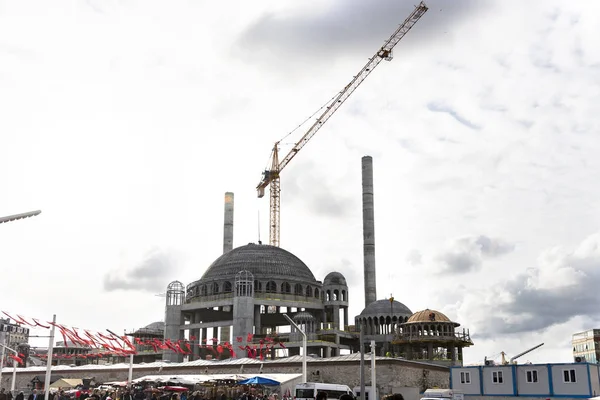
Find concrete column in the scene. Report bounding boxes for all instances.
[202,328,208,347]
[458,347,463,364]
[362,156,377,307]
[427,343,433,360]
[233,282,255,358]
[333,305,340,330]
[163,304,183,362]
[192,328,200,359]
[450,346,456,365]
[223,192,234,253]
[343,308,348,330]
[254,305,262,334]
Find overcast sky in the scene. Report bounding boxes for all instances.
[2,0,600,366]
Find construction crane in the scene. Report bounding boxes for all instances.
[256,2,429,247]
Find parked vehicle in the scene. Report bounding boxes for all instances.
[421,389,463,400]
[295,383,354,400]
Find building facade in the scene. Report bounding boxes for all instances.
[572,329,600,364]
[450,361,600,398]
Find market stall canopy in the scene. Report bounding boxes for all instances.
[133,375,244,385]
[237,377,280,386]
[49,378,83,389]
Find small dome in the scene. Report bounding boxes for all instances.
[200,243,317,282]
[360,299,412,316]
[144,321,165,330]
[323,272,347,286]
[406,309,452,323]
[293,312,316,322]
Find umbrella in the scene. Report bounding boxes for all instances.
[237,377,280,386]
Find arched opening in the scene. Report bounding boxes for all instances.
[254,280,263,292]
[212,282,219,294]
[306,286,313,297]
[314,288,320,299]
[223,281,232,293]
[341,290,346,301]
[326,290,331,301]
[200,285,207,296]
[333,289,339,301]
[266,281,277,293]
[294,283,303,295]
[282,282,291,293]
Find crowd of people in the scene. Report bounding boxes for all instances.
[1,387,405,400]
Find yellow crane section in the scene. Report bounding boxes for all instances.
[257,2,429,247]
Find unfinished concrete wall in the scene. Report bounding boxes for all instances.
[362,156,377,308]
[6,360,448,396]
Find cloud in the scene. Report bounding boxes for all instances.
[284,160,357,219]
[103,248,178,293]
[427,102,481,130]
[435,235,515,273]
[406,249,422,266]
[453,232,600,339]
[234,0,484,69]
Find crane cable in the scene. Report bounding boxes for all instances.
[278,91,340,145]
[262,91,339,173]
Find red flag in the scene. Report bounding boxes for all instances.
[16,315,36,327]
[247,333,253,342]
[33,318,50,329]
[9,354,24,365]
[236,336,243,343]
[1,311,28,326]
[279,342,286,349]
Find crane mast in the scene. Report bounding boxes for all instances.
[257,1,429,247]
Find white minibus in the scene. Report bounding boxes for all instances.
[295,383,354,400]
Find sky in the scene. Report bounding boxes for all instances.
[1,0,600,366]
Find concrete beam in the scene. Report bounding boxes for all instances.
[183,320,233,330]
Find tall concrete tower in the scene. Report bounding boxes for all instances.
[223,192,234,254]
[232,270,255,358]
[221,192,234,343]
[362,156,377,308]
[163,281,185,362]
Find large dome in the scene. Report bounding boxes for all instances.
[200,243,317,282]
[360,299,412,316]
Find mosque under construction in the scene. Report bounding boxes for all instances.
[161,156,473,366]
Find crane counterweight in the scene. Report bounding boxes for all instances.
[257,1,429,247]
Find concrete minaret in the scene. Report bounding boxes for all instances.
[221,192,234,344]
[223,192,234,253]
[362,156,377,308]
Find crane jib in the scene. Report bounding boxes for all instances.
[256,1,429,246]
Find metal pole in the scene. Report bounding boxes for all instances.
[11,361,16,394]
[0,343,19,395]
[360,325,365,400]
[128,353,134,387]
[371,340,376,400]
[44,315,56,400]
[282,314,306,383]
[0,332,5,388]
